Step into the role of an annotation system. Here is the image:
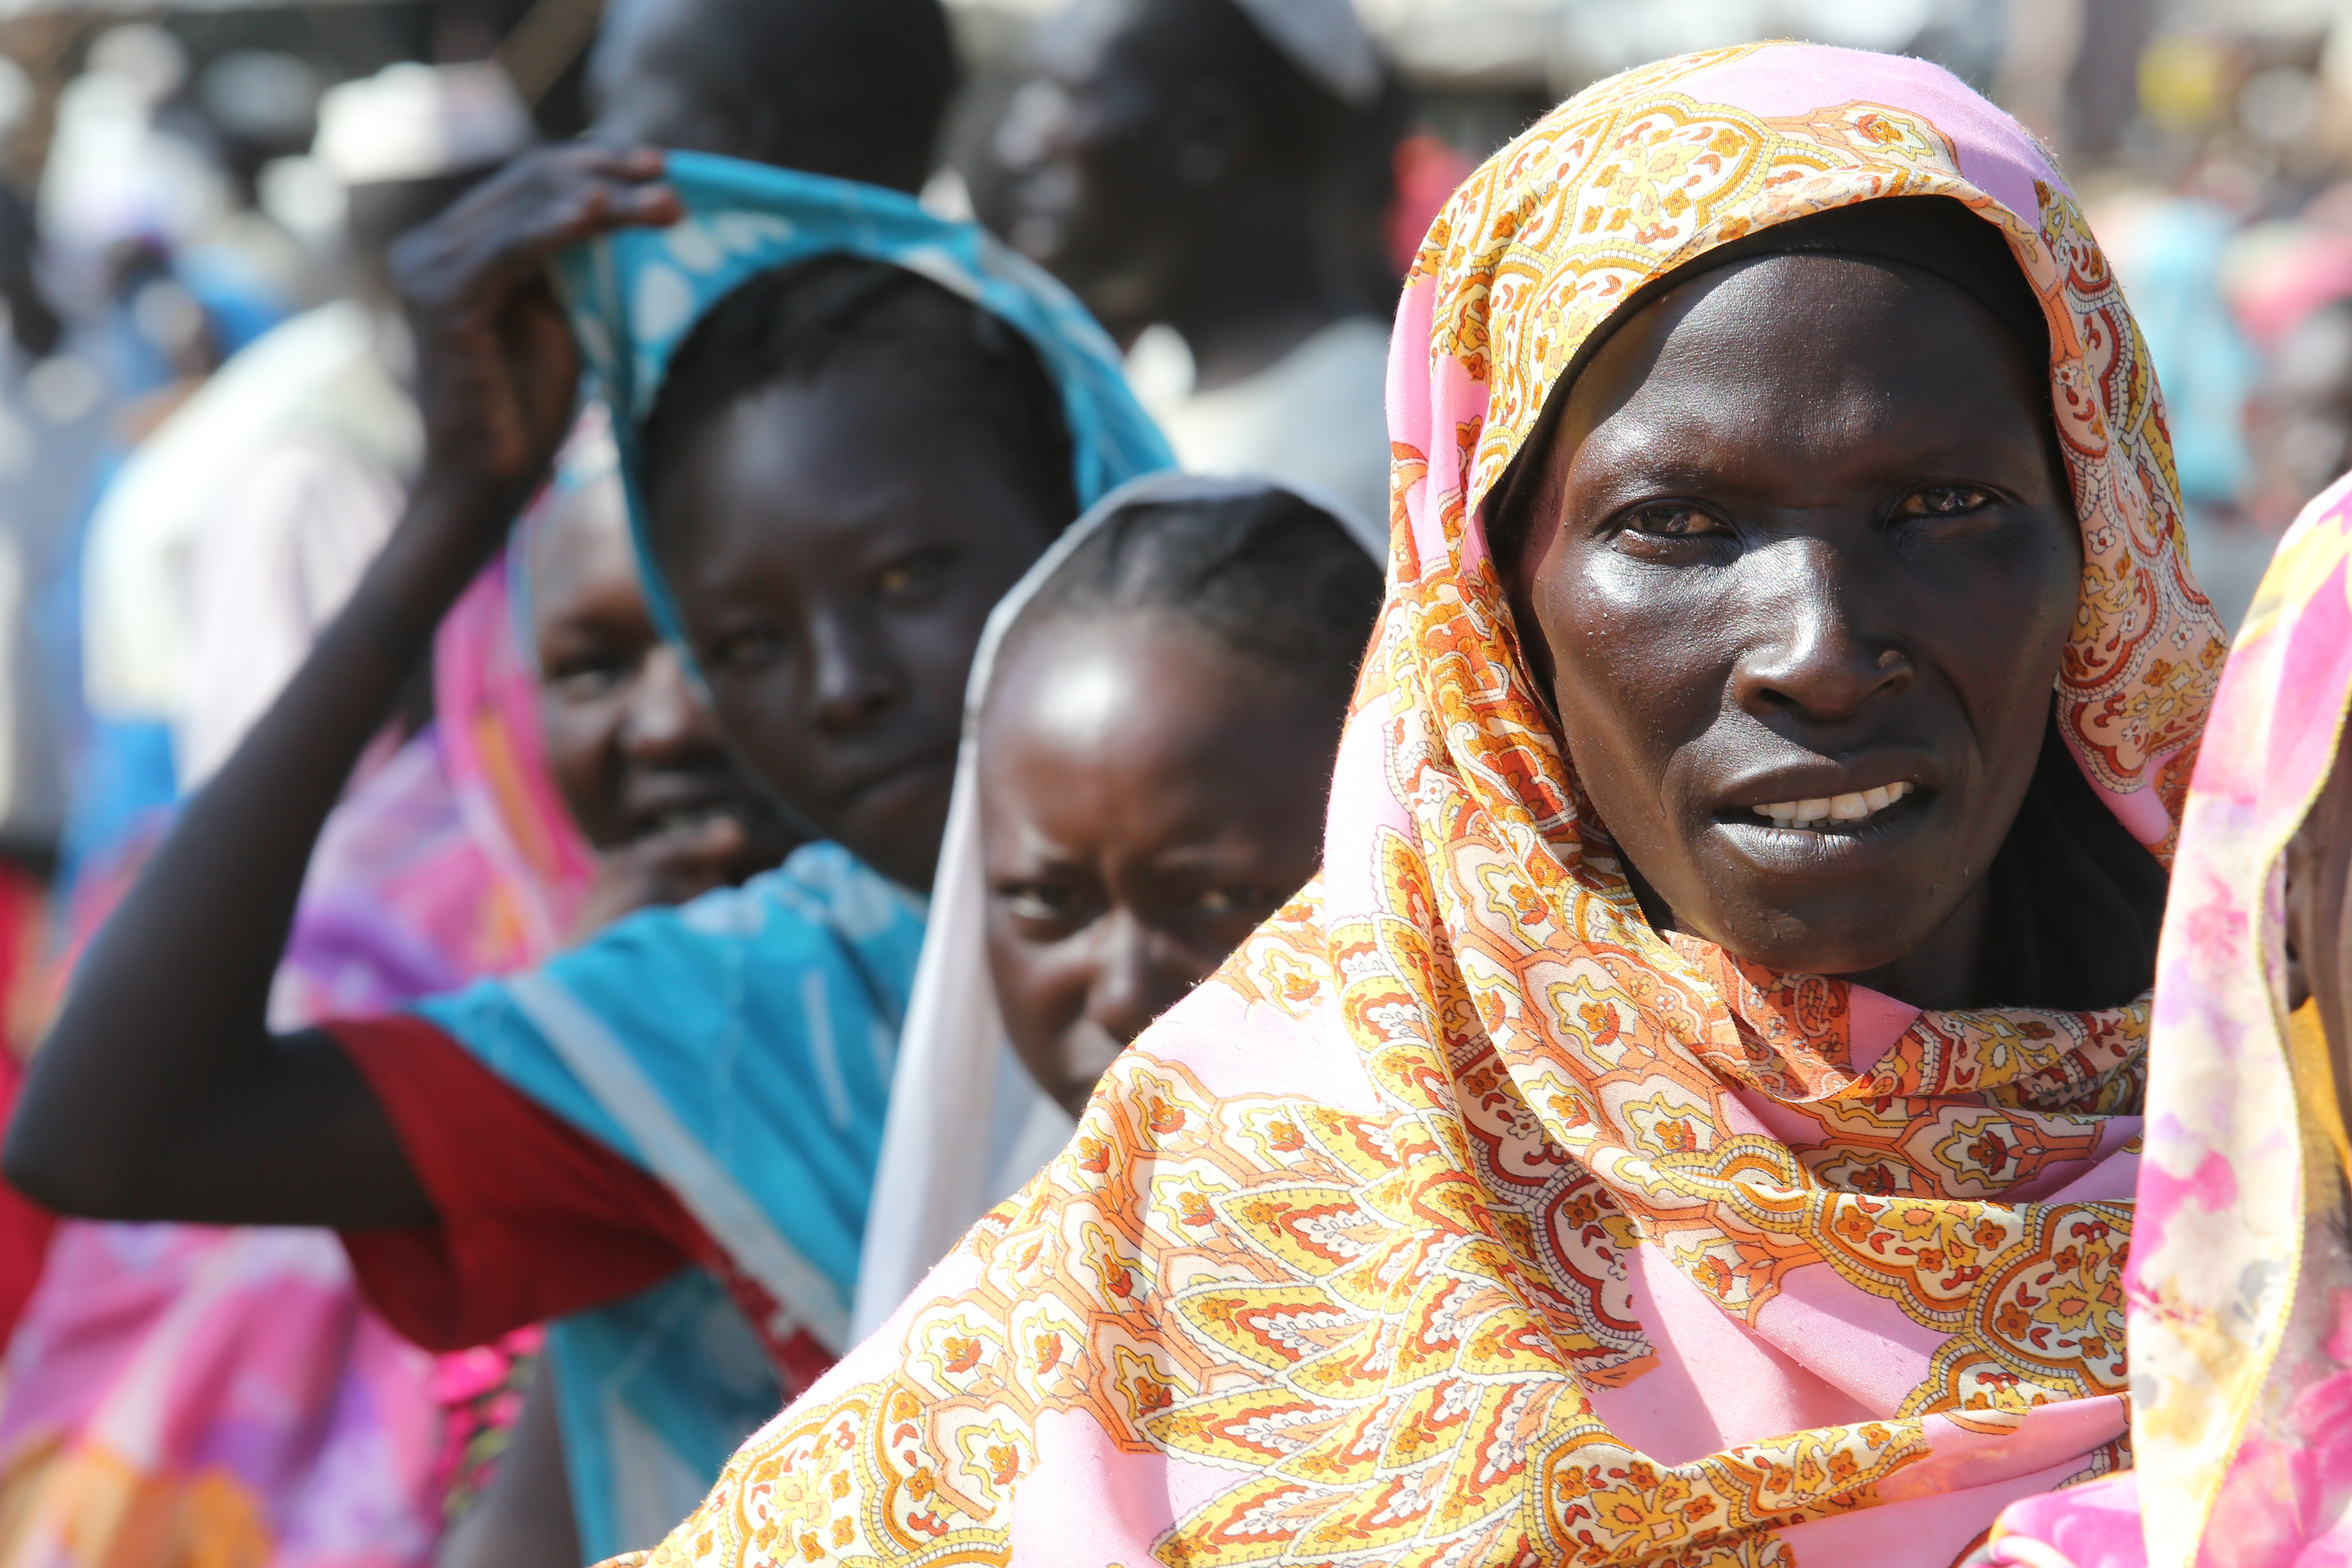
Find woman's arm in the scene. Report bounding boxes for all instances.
[3,145,683,1228]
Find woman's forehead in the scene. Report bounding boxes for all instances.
[529,483,644,628]
[1541,254,2051,485]
[1578,254,2036,414]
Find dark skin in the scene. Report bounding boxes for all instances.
[525,479,801,932]
[6,142,1072,1224]
[986,0,1369,385]
[1506,254,2082,1010]
[650,371,1061,894]
[583,0,951,195]
[978,612,1342,1114]
[2287,735,2352,1129]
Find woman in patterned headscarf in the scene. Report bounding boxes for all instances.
[614,39,2224,1568]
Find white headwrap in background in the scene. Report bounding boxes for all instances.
[851,471,1388,1340]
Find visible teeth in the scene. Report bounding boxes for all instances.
[1751,780,1912,826]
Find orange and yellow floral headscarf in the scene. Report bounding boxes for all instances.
[621,40,2223,1568]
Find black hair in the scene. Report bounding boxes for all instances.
[588,0,956,194]
[1973,704,2169,1013]
[1011,486,1384,698]
[640,254,1078,535]
[1129,0,1398,172]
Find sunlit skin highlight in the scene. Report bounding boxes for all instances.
[979,612,1341,1115]
[1505,252,2081,1010]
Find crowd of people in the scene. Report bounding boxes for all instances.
[0,0,2336,1566]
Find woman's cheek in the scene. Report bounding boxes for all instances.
[704,666,799,780]
[537,698,625,840]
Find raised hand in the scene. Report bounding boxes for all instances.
[393,144,683,556]
[567,814,752,941]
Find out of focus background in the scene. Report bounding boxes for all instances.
[0,0,2334,955]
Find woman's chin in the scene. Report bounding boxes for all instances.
[830,759,958,889]
[1675,838,1973,981]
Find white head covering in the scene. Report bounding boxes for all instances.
[851,471,1388,1340]
[311,61,532,186]
[1230,0,1383,108]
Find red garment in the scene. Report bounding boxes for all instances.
[331,1016,831,1394]
[0,1050,56,1344]
[333,1014,709,1348]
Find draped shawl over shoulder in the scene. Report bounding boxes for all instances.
[1978,481,2352,1568]
[623,43,2223,1568]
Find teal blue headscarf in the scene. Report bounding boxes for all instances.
[552,151,1175,639]
[415,154,1171,1561]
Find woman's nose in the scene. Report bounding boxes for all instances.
[805,612,902,735]
[1731,538,1912,723]
[1080,911,1188,1048]
[619,646,716,762]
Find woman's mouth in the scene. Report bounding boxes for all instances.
[1750,781,1915,829]
[837,751,957,818]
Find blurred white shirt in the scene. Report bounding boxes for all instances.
[1127,316,1393,531]
[82,299,419,788]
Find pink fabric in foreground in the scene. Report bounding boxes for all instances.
[1977,477,2352,1568]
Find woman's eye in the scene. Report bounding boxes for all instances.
[544,658,630,698]
[876,550,952,599]
[1897,484,1993,519]
[1618,503,1728,540]
[999,882,1080,921]
[707,626,785,670]
[1197,886,1276,915]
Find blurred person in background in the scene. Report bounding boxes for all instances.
[1,3,967,1564]
[0,180,82,1362]
[0,63,534,1568]
[436,6,959,1564]
[80,60,533,813]
[2230,185,2352,539]
[0,23,288,1361]
[979,0,1402,527]
[36,24,294,893]
[62,59,525,914]
[2086,186,2275,632]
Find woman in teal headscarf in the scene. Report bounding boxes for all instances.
[5,144,1170,1559]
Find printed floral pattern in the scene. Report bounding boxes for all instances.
[614,42,2223,1568]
